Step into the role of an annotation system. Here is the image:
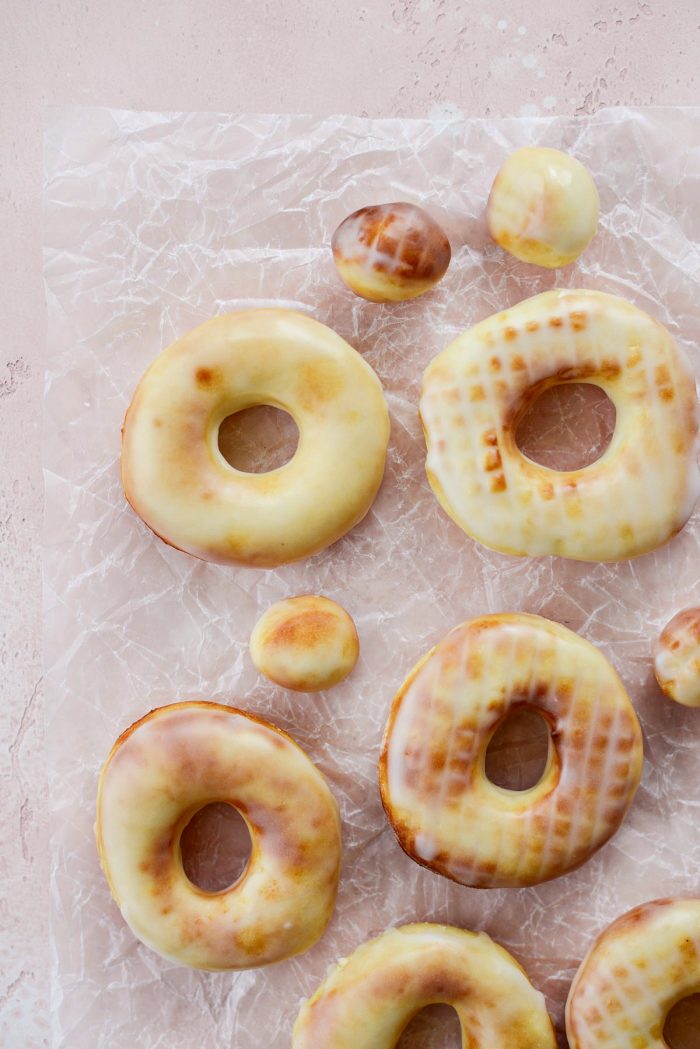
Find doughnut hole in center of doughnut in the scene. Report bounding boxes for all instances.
[664,994,700,1049]
[485,707,552,791]
[515,381,616,471]
[217,405,299,473]
[180,802,252,893]
[396,1004,462,1049]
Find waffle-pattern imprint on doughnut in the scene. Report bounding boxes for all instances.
[566,898,700,1048]
[293,924,556,1049]
[420,289,700,562]
[379,613,643,888]
[331,202,451,302]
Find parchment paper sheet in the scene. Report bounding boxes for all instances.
[43,107,700,1048]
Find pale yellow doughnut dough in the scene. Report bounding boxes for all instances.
[121,309,390,567]
[380,613,643,888]
[332,202,451,302]
[566,898,700,1048]
[293,924,556,1049]
[250,595,359,692]
[96,702,342,970]
[488,147,599,268]
[654,607,700,707]
[420,289,700,562]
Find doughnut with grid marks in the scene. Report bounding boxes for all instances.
[379,613,643,888]
[566,898,700,1048]
[420,290,700,562]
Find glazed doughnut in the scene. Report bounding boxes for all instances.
[293,924,556,1049]
[488,147,599,268]
[654,607,700,707]
[420,289,700,561]
[250,595,359,691]
[379,613,643,888]
[566,898,700,1048]
[96,702,341,970]
[121,309,389,567]
[332,202,451,302]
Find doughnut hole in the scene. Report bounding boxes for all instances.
[488,146,599,267]
[655,608,700,707]
[485,707,551,791]
[332,202,451,302]
[250,595,360,692]
[396,1005,462,1048]
[664,995,700,1049]
[218,405,299,473]
[516,382,616,471]
[180,802,252,893]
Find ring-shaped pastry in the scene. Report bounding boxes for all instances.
[420,290,700,561]
[96,702,342,970]
[292,923,556,1049]
[566,898,700,1048]
[122,309,390,567]
[379,613,643,888]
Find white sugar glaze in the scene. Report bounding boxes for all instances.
[421,289,700,562]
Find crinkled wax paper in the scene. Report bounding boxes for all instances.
[43,107,700,1049]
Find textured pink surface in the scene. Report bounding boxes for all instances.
[1,2,699,1047]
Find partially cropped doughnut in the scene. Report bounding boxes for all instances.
[654,607,700,707]
[293,924,556,1049]
[121,309,389,567]
[380,613,643,888]
[420,289,700,562]
[488,147,599,268]
[566,898,700,1048]
[96,702,341,970]
[332,202,451,302]
[250,595,359,691]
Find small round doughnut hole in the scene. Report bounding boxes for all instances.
[332,202,451,302]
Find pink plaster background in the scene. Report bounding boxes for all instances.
[1,1,699,1046]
